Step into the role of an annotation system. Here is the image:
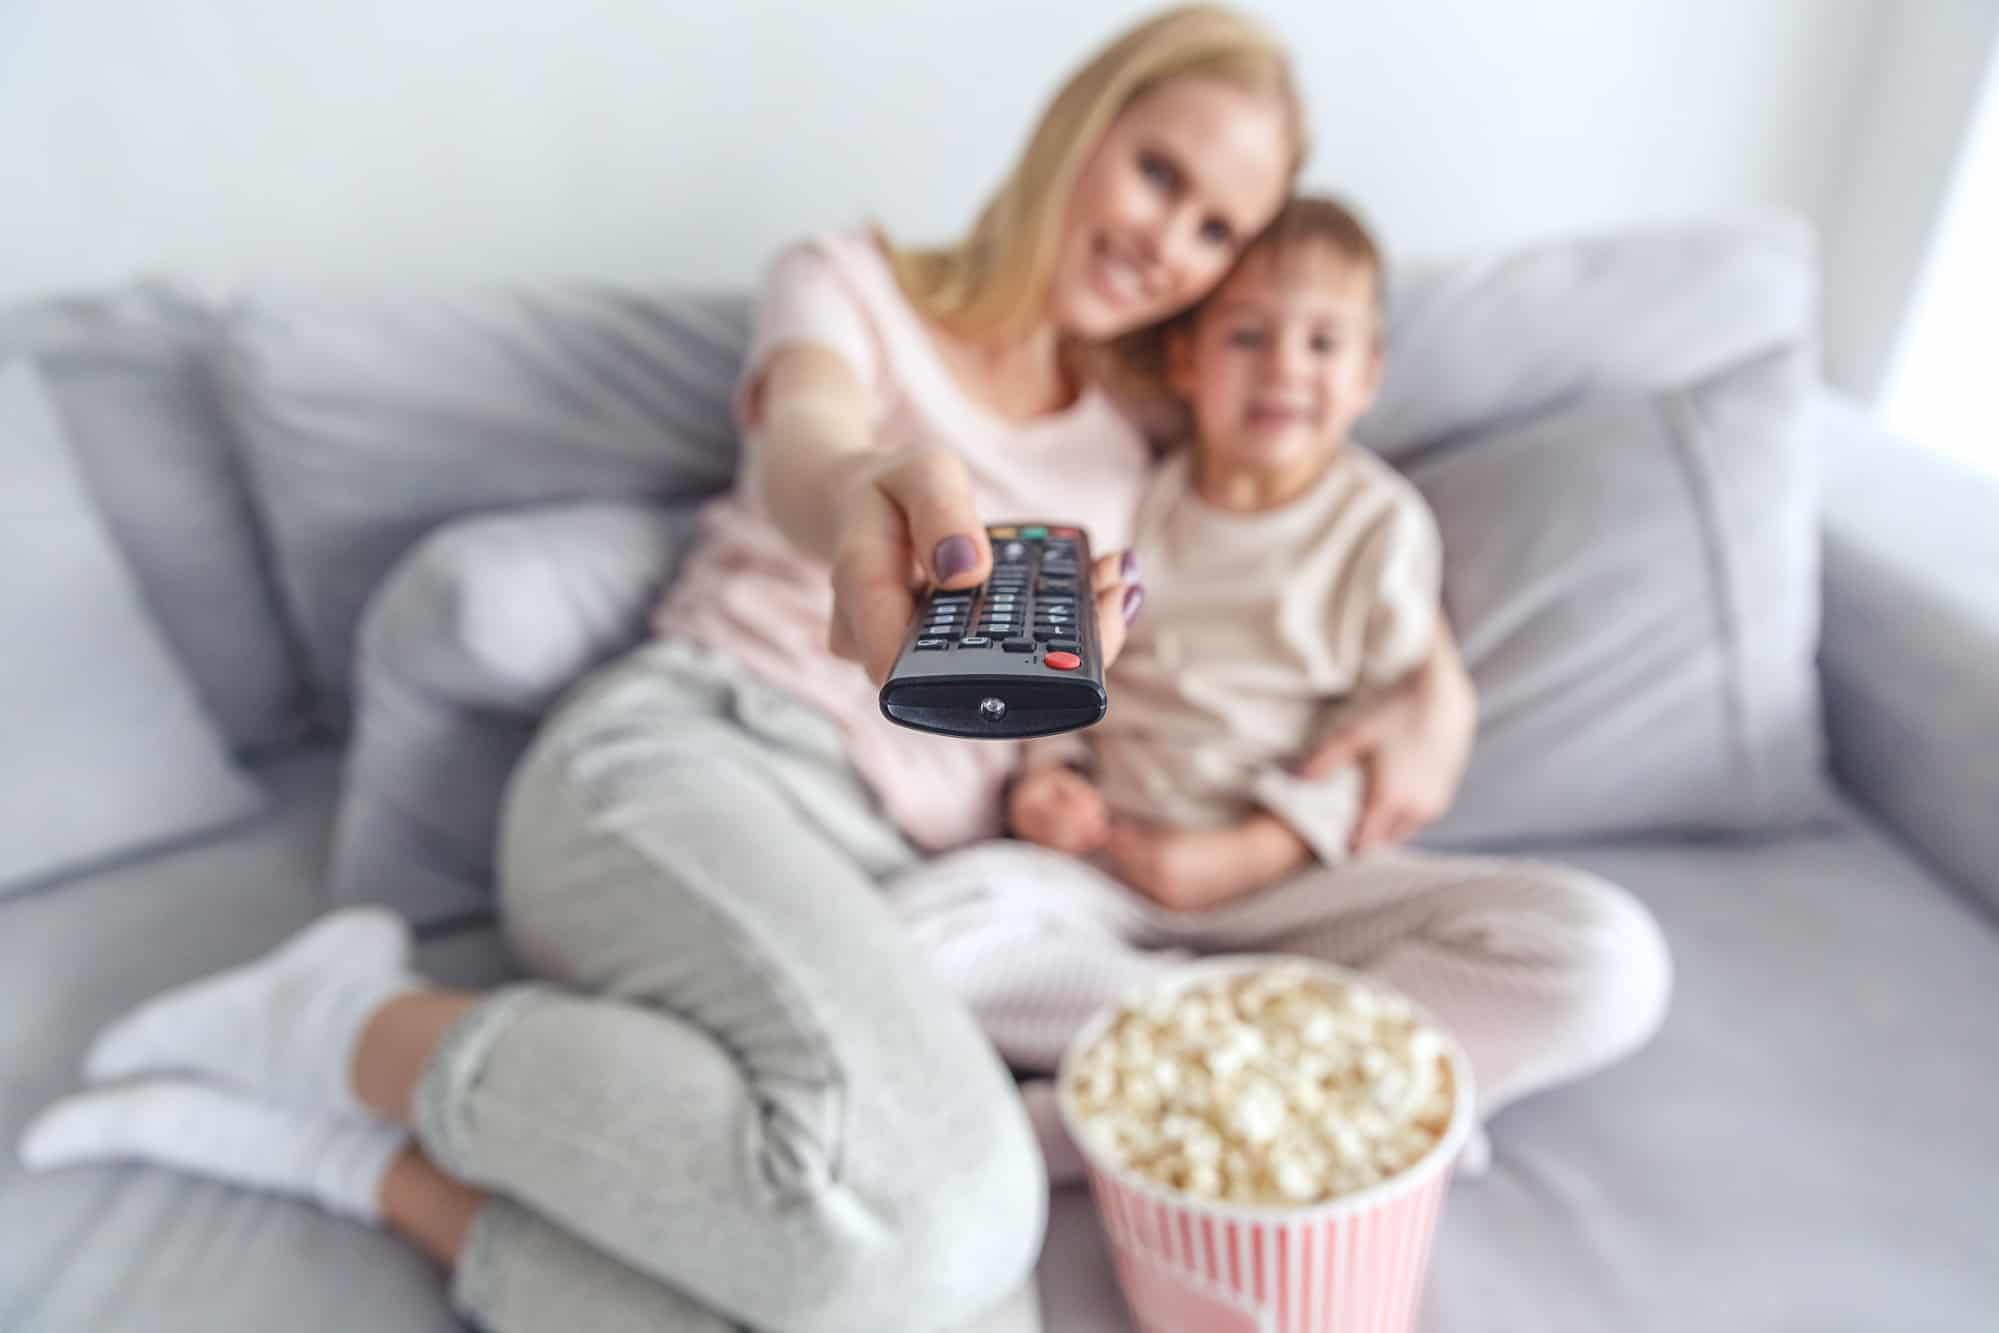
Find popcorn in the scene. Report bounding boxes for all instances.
[1064,965,1455,1208]
[1227,1075,1288,1144]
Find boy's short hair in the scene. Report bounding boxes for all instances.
[1243,194,1387,317]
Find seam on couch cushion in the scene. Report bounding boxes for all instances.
[1661,386,1759,814]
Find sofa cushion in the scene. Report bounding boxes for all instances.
[1364,214,1815,462]
[0,284,307,752]
[1408,348,1832,845]
[0,360,263,897]
[329,501,700,927]
[217,288,746,716]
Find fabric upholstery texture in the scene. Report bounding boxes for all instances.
[0,360,263,897]
[217,288,746,713]
[0,284,304,751]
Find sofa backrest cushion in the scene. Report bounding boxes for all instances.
[217,287,745,716]
[0,284,307,752]
[0,359,265,897]
[1407,344,1832,847]
[1365,213,1816,461]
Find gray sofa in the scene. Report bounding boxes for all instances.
[4,217,1996,1332]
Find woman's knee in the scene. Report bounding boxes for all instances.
[862,1032,1045,1326]
[708,899,1046,1330]
[882,1095,1047,1332]
[758,1078,1047,1333]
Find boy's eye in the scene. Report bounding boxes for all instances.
[1138,151,1179,192]
[1311,334,1339,354]
[1227,328,1266,348]
[1198,217,1234,248]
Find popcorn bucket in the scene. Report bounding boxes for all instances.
[1057,958,1476,1333]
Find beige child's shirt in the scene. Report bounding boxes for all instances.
[1036,445,1441,863]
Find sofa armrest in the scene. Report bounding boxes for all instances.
[1816,395,1999,913]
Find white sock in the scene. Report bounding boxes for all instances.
[85,907,421,1118]
[1020,1079,1090,1188]
[19,1080,407,1223]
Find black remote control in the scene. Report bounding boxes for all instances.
[878,523,1107,739]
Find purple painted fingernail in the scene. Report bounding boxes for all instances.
[933,535,978,581]
[1122,583,1146,623]
[1120,550,1140,581]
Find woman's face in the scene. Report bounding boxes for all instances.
[1050,78,1293,340]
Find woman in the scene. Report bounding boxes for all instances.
[26,8,1318,1333]
[31,3,1669,1328]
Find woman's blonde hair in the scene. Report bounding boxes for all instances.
[880,5,1306,347]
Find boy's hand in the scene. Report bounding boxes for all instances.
[1107,813,1311,913]
[1009,766,1111,855]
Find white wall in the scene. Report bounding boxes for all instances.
[0,1,1882,308]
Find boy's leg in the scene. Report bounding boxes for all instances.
[886,841,1190,1073]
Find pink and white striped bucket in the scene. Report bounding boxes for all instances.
[1057,958,1475,1333]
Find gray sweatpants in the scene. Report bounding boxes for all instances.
[407,639,1047,1333]
[884,839,1673,1121]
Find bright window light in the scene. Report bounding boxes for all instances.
[1880,49,1999,478]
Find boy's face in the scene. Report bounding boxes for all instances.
[1167,244,1384,474]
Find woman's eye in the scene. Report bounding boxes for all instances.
[1138,151,1179,192]
[1227,328,1265,348]
[1198,217,1234,248]
[1311,334,1339,354]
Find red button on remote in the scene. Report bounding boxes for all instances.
[1043,651,1081,670]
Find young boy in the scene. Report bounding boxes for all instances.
[1012,194,1435,911]
[889,197,1670,1177]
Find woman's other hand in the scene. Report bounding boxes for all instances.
[1295,624,1478,854]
